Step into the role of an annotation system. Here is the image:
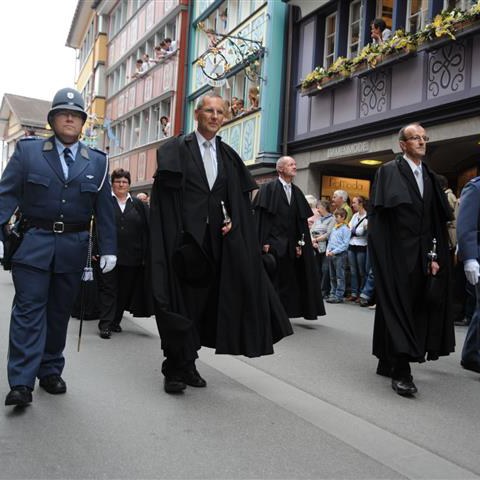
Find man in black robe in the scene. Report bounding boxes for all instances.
[253,156,325,320]
[149,93,292,394]
[369,123,454,396]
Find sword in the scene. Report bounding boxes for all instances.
[220,200,231,225]
[78,216,95,352]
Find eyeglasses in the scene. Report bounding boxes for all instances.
[201,108,225,116]
[404,135,429,142]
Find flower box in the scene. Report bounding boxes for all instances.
[301,74,349,97]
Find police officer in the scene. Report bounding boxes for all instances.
[457,177,480,374]
[0,88,117,407]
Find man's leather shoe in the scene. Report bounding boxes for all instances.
[182,368,207,388]
[461,360,480,373]
[111,325,122,333]
[39,375,67,395]
[391,376,417,396]
[99,329,111,339]
[164,375,186,394]
[5,386,32,406]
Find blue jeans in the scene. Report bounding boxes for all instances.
[329,251,347,299]
[360,250,375,301]
[348,247,367,297]
[462,283,480,364]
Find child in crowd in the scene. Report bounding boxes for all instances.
[325,208,351,303]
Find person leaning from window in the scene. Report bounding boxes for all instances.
[370,18,392,44]
[346,196,368,303]
[97,168,151,339]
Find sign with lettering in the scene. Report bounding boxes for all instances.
[327,141,370,158]
[321,176,371,200]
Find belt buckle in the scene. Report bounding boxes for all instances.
[53,221,64,233]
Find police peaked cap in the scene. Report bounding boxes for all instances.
[48,88,88,124]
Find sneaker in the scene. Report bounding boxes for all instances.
[328,297,343,304]
[368,304,376,310]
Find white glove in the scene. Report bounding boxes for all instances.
[100,255,117,273]
[0,241,3,259]
[464,259,479,285]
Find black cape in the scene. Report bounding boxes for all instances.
[149,134,292,358]
[369,156,455,362]
[253,179,326,320]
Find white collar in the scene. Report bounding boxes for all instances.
[195,130,217,152]
[112,192,132,203]
[278,177,292,188]
[404,155,422,174]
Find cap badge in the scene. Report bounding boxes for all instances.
[67,92,74,99]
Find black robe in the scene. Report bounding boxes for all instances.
[253,179,325,320]
[149,133,292,358]
[369,155,455,362]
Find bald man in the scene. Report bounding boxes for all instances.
[253,156,325,320]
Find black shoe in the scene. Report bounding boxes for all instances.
[391,376,417,396]
[359,298,369,307]
[182,368,207,388]
[5,386,32,406]
[111,325,122,333]
[99,329,111,339]
[39,375,67,395]
[461,360,480,373]
[164,375,187,394]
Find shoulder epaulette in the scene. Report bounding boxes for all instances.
[468,176,480,185]
[89,146,107,156]
[18,137,38,142]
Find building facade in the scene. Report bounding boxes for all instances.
[91,0,189,194]
[286,0,480,200]
[67,0,108,150]
[186,0,288,181]
[0,94,51,175]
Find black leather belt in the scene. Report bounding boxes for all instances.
[24,218,90,233]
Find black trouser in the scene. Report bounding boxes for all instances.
[162,226,220,376]
[98,265,142,331]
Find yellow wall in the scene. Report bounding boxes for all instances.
[94,33,107,64]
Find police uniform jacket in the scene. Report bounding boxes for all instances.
[457,176,480,263]
[0,136,116,273]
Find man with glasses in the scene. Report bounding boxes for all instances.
[0,88,116,407]
[150,92,292,394]
[369,123,454,397]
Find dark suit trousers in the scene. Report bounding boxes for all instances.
[391,258,428,378]
[8,264,82,388]
[98,265,142,330]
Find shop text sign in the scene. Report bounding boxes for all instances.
[321,176,371,200]
[327,141,369,158]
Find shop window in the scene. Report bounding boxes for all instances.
[324,12,337,69]
[348,0,363,58]
[406,0,428,34]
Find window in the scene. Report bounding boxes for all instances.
[406,0,428,34]
[348,1,363,58]
[376,0,393,28]
[324,13,337,68]
[443,0,476,9]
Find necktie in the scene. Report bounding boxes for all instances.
[63,148,74,179]
[284,183,292,204]
[203,141,217,189]
[414,168,423,197]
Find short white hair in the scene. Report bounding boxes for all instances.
[304,194,317,208]
[333,190,348,202]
